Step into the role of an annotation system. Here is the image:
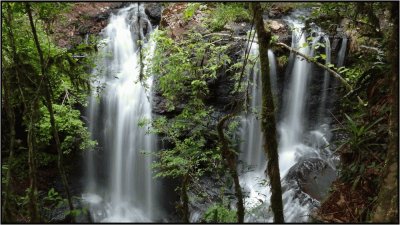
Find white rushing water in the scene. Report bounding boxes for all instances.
[240,10,336,222]
[278,19,325,178]
[317,35,332,126]
[83,4,159,222]
[337,37,348,67]
[238,41,275,222]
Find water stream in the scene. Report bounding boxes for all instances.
[83,4,159,222]
[317,35,332,125]
[337,37,348,67]
[239,10,338,222]
[81,5,346,223]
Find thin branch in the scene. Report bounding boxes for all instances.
[276,42,365,105]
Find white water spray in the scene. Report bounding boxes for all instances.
[317,35,332,125]
[240,10,336,222]
[83,4,159,222]
[337,37,348,67]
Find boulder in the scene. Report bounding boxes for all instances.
[267,19,291,44]
[144,3,163,25]
[269,20,286,31]
[285,157,337,202]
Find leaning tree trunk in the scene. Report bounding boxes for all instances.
[217,114,245,223]
[25,3,75,221]
[251,2,284,223]
[371,2,399,222]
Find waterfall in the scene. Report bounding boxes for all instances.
[278,16,335,221]
[238,41,275,219]
[317,35,332,125]
[240,10,336,222]
[239,42,273,174]
[238,46,279,171]
[83,4,159,222]
[239,41,282,222]
[268,50,278,99]
[279,21,315,177]
[337,37,347,67]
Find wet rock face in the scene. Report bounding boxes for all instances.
[144,3,163,24]
[188,175,235,223]
[41,198,90,223]
[285,157,337,202]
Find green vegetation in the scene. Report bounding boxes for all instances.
[37,104,96,154]
[1,2,96,222]
[203,204,237,223]
[148,28,238,222]
[183,3,201,22]
[207,3,251,31]
[1,2,398,224]
[308,2,398,223]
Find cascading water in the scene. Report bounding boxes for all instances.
[278,19,324,177]
[239,46,278,172]
[317,35,332,125]
[83,4,159,222]
[240,10,337,222]
[238,41,277,222]
[268,50,279,99]
[239,41,264,175]
[337,37,348,67]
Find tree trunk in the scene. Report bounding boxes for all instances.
[181,173,190,223]
[217,114,245,223]
[1,64,17,221]
[27,100,40,223]
[251,3,284,223]
[371,2,399,222]
[25,3,75,221]
[3,3,40,222]
[1,5,17,222]
[1,69,16,223]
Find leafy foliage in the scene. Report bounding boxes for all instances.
[37,104,96,154]
[206,3,251,31]
[147,25,238,219]
[150,29,231,111]
[183,3,201,22]
[203,204,237,223]
[1,2,97,221]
